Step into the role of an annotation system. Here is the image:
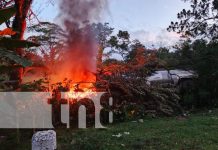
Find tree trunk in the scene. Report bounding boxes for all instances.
[10,0,32,89]
[96,45,104,82]
[97,45,104,69]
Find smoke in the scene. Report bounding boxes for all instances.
[60,0,108,24]
[51,0,108,83]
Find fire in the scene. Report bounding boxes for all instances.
[47,27,98,91]
[48,0,108,94]
[68,90,97,100]
[69,82,95,92]
[67,82,97,100]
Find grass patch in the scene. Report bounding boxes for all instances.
[1,110,218,150]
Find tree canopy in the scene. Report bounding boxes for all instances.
[168,0,218,40]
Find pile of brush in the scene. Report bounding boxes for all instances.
[96,75,184,121]
[19,75,184,126]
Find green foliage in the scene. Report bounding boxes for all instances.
[20,79,49,91]
[0,37,40,49]
[27,22,65,47]
[0,6,16,25]
[0,49,32,67]
[122,104,146,120]
[125,40,145,62]
[108,30,131,58]
[156,47,176,68]
[0,6,39,69]
[27,22,66,69]
[158,40,218,108]
[168,0,218,40]
[91,23,114,48]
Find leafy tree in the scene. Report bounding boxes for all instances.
[28,22,65,48]
[0,6,37,68]
[126,40,157,69]
[191,40,218,107]
[108,30,131,59]
[27,22,66,68]
[125,40,145,62]
[6,0,33,89]
[90,23,114,68]
[90,23,131,68]
[167,0,218,107]
[0,2,39,90]
[168,0,218,40]
[157,39,218,107]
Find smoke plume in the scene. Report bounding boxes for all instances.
[52,0,108,83]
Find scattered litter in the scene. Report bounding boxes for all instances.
[124,132,130,135]
[183,113,188,117]
[112,133,122,138]
[138,119,144,123]
[212,117,218,120]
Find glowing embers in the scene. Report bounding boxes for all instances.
[67,82,97,100]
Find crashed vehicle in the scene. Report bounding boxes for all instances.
[146,69,197,90]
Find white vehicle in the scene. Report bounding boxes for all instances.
[146,70,197,89]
